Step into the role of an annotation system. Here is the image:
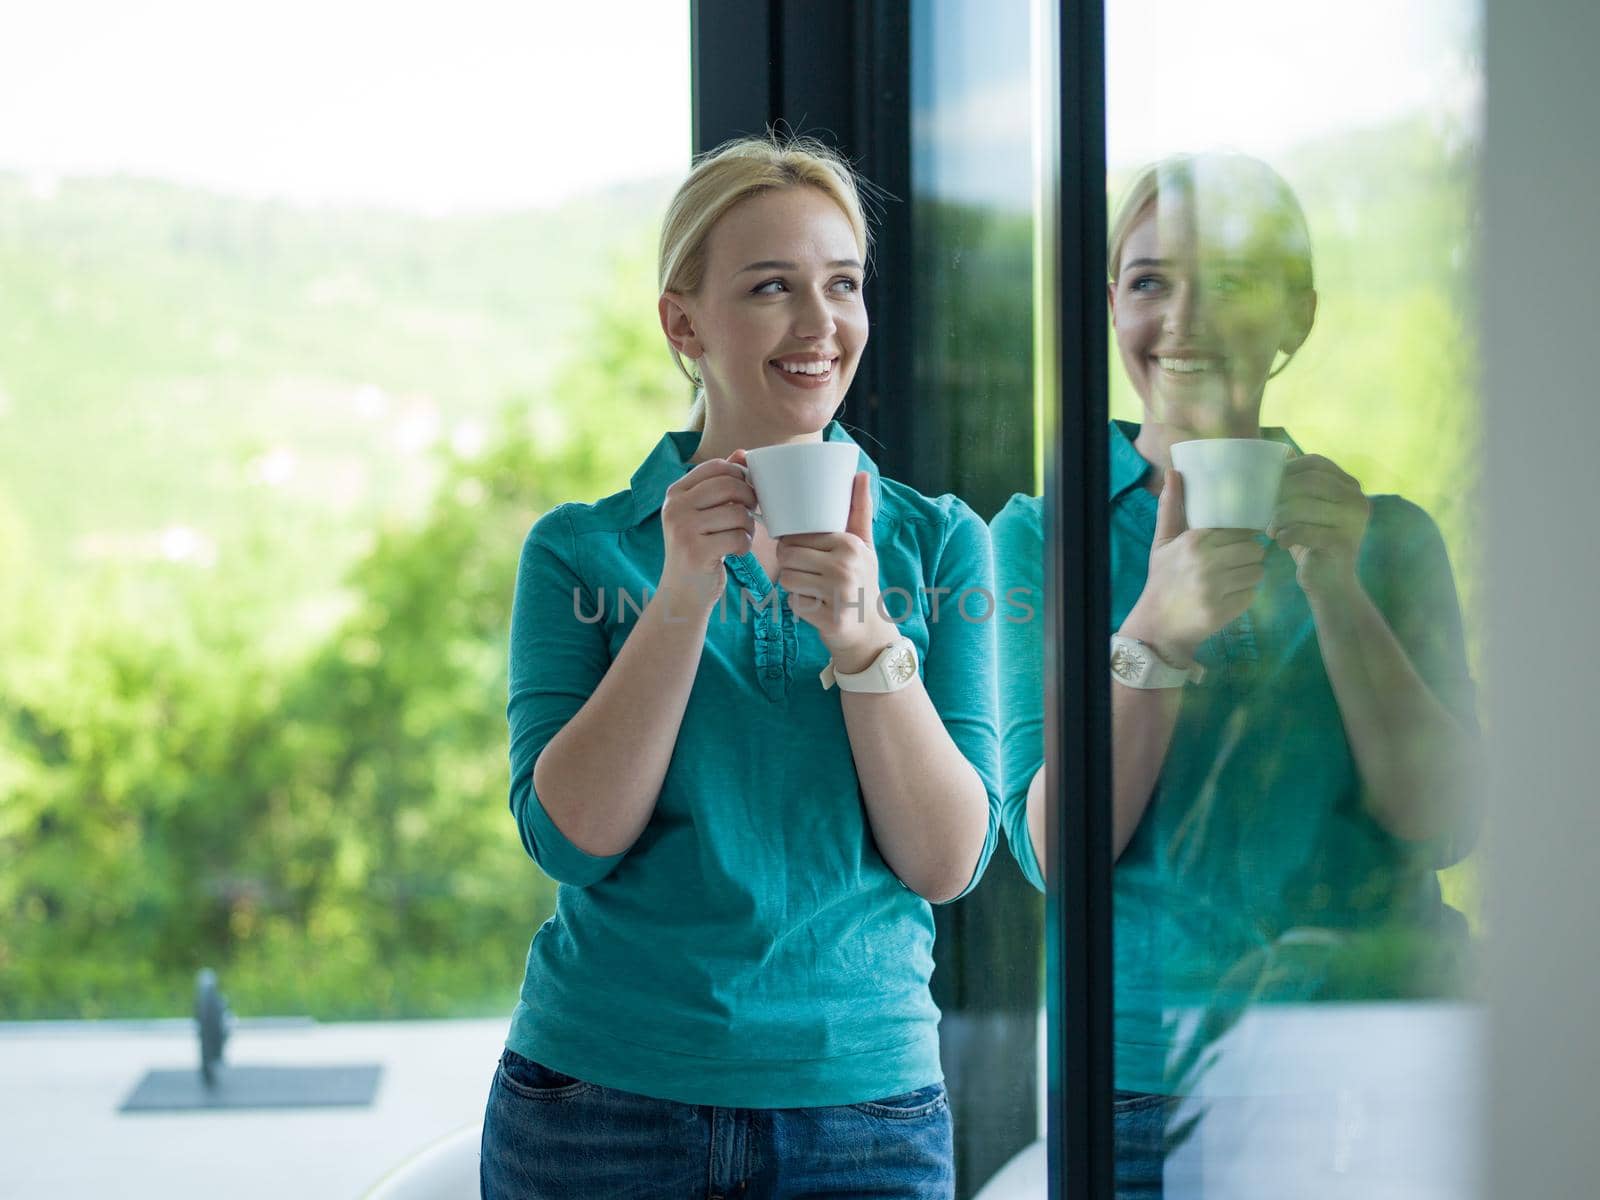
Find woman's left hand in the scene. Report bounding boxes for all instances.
[777,472,900,673]
[1267,453,1371,599]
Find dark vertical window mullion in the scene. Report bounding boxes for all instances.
[850,2,912,478]
[690,0,775,152]
[768,0,785,130]
[1046,0,1113,1195]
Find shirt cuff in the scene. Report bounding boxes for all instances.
[516,767,628,887]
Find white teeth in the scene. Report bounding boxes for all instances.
[776,359,833,376]
[1157,357,1219,373]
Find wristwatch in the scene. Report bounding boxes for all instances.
[1109,634,1205,689]
[820,636,919,693]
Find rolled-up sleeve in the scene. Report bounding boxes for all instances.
[506,505,627,886]
[990,494,1046,892]
[921,498,1003,904]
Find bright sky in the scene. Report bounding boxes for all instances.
[913,0,1477,211]
[1106,0,1480,168]
[0,0,1476,212]
[0,0,691,214]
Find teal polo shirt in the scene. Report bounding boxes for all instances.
[992,420,1479,1094]
[503,420,1001,1108]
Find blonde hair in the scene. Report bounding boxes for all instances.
[658,133,873,432]
[1108,153,1313,289]
[1107,153,1314,380]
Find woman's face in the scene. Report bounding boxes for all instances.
[667,185,868,437]
[1109,196,1313,435]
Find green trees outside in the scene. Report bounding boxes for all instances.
[0,261,686,1019]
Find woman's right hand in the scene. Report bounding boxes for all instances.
[657,449,759,606]
[1120,468,1266,665]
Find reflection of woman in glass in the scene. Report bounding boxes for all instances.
[992,154,1483,1194]
[479,135,1000,1199]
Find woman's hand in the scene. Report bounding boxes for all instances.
[658,450,758,609]
[1120,468,1267,664]
[776,471,899,672]
[1266,453,1371,600]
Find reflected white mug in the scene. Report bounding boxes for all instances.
[1170,438,1291,530]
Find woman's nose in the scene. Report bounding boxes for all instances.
[792,287,837,340]
[1162,280,1207,336]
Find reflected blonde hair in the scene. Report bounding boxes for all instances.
[658,133,872,432]
[1107,153,1314,286]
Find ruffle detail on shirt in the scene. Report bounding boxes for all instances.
[779,589,799,682]
[724,552,792,698]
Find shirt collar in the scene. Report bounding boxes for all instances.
[1108,419,1302,503]
[1108,419,1153,502]
[628,420,883,528]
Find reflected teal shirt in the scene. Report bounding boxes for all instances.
[992,420,1479,1093]
[504,420,1001,1108]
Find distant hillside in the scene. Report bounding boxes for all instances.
[0,172,674,590]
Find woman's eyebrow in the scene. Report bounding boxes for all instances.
[1121,257,1167,271]
[737,259,863,273]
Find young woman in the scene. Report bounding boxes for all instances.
[991,153,1484,1195]
[479,135,1001,1199]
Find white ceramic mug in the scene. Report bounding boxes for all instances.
[1169,438,1291,530]
[738,442,860,537]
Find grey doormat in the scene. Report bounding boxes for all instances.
[120,1063,382,1112]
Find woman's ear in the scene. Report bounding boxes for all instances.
[659,292,703,360]
[1106,279,1119,328]
[1280,287,1318,356]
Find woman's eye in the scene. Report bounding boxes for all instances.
[1210,273,1259,297]
[1129,275,1164,293]
[831,277,861,294]
[752,279,787,295]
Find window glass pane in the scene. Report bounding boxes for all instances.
[910,1,1045,1197]
[1099,1,1485,1194]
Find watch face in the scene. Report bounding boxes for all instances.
[1110,642,1147,683]
[885,646,917,685]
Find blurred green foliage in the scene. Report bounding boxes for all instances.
[911,199,1036,521]
[0,255,686,1019]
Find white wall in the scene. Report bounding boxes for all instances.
[1483,1,1600,1194]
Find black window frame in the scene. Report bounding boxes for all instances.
[1042,0,1114,1195]
[690,2,1110,1195]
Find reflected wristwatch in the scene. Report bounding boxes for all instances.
[1109,634,1205,689]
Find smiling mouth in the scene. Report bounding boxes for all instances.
[1154,355,1224,375]
[770,357,839,384]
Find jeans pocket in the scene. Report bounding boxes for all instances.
[495,1050,595,1101]
[849,1082,949,1120]
[1112,1089,1169,1114]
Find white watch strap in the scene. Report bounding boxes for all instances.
[820,636,918,692]
[1110,634,1204,688]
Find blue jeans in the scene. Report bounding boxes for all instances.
[480,1049,954,1199]
[1113,1090,1179,1200]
